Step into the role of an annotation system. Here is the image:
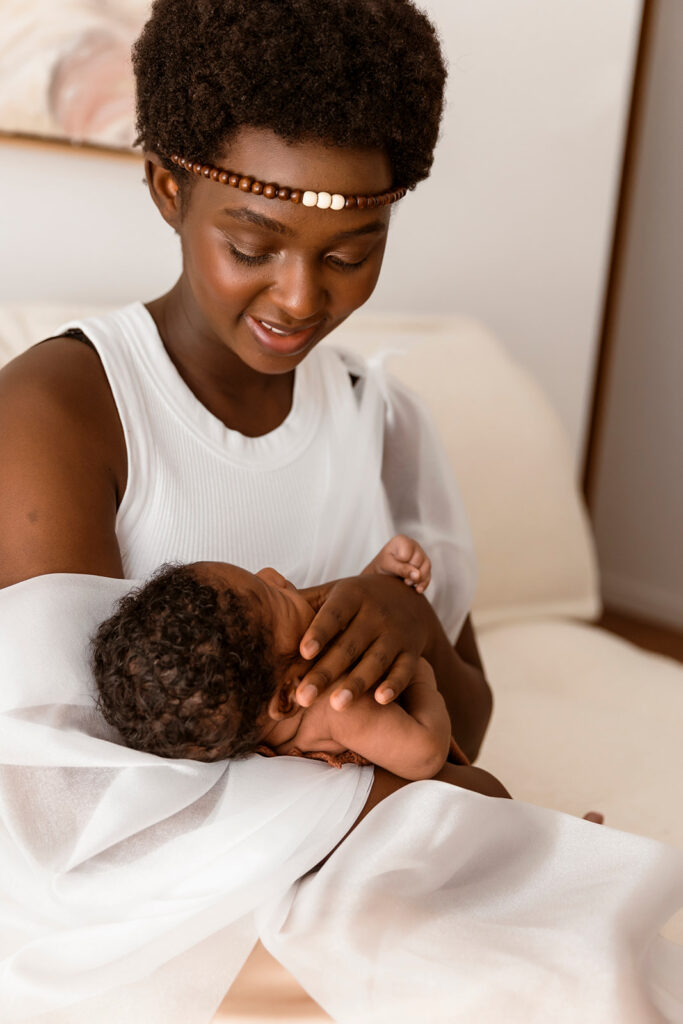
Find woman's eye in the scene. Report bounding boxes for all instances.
[327,254,370,272]
[227,244,271,267]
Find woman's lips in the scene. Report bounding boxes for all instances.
[245,314,322,355]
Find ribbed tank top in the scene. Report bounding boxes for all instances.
[58,302,395,582]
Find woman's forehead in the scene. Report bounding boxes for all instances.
[216,127,394,200]
[187,125,395,226]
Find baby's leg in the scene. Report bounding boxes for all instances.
[362,534,432,594]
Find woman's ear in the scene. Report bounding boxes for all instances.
[144,153,182,231]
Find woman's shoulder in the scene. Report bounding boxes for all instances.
[0,333,126,588]
[0,330,118,433]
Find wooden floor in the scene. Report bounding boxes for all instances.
[598,609,683,664]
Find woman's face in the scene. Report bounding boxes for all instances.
[165,128,394,374]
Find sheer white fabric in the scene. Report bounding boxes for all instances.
[375,362,478,644]
[261,783,683,1023]
[0,574,373,1023]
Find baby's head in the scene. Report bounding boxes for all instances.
[91,561,314,761]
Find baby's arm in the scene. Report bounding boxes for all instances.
[362,533,431,594]
[327,658,451,780]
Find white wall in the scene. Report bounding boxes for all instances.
[0,0,642,464]
[591,0,683,630]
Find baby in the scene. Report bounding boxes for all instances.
[91,534,464,780]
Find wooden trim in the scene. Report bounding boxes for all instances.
[598,609,683,664]
[582,0,657,509]
[0,130,140,163]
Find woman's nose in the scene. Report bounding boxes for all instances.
[269,256,327,324]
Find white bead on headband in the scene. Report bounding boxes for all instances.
[169,154,408,211]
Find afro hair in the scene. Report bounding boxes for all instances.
[133,0,447,194]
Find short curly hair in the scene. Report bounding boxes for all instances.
[132,0,447,195]
[91,564,279,761]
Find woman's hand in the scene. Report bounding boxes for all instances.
[295,575,434,711]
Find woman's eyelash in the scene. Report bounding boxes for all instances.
[228,244,271,267]
[227,242,369,272]
[327,255,370,272]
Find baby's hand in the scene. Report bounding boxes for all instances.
[365,534,431,594]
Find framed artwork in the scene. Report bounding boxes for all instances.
[0,0,151,151]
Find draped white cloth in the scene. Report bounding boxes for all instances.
[261,784,683,1024]
[0,573,373,1023]
[2,575,682,1023]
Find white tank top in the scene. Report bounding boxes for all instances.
[58,302,396,583]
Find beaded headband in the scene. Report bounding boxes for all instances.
[169,154,408,211]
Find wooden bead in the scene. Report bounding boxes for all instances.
[171,154,408,212]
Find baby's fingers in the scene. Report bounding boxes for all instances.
[410,553,431,593]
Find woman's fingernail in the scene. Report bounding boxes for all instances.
[410,569,419,579]
[302,639,320,658]
[332,689,353,710]
[299,684,318,705]
[376,688,395,704]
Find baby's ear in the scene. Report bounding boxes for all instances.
[267,681,298,721]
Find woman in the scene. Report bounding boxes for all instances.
[0,0,493,792]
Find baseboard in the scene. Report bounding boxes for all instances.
[600,570,683,631]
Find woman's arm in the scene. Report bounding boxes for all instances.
[426,613,492,764]
[0,339,126,588]
[327,660,451,781]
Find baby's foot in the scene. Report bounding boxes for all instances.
[373,534,432,594]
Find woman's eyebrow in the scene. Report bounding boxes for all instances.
[221,207,294,236]
[220,207,387,241]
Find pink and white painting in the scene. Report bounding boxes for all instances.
[0,0,150,149]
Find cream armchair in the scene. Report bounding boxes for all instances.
[1,305,681,1022]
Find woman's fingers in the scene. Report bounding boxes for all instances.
[326,639,412,710]
[295,575,432,707]
[373,651,418,704]
[299,582,359,661]
[298,623,400,708]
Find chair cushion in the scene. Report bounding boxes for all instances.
[333,315,601,627]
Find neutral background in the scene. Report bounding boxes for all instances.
[590,0,683,630]
[0,0,642,468]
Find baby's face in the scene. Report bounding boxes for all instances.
[192,561,315,663]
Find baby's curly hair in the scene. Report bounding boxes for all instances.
[91,565,278,761]
[133,0,447,196]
